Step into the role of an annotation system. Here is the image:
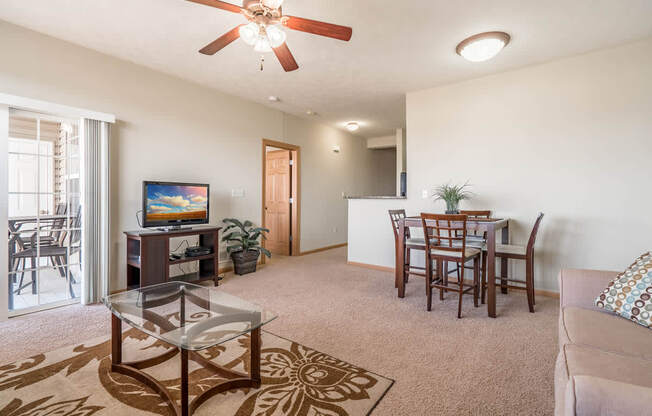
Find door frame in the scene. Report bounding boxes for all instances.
[261,139,300,261]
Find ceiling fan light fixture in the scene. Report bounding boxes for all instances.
[456,31,510,62]
[239,22,259,46]
[254,36,272,53]
[266,24,287,48]
[261,0,284,9]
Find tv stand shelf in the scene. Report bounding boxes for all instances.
[124,226,221,288]
[168,253,216,265]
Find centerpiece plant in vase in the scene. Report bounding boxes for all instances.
[433,182,473,214]
[222,218,271,275]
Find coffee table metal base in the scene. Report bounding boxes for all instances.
[111,315,261,416]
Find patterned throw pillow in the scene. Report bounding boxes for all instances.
[595,251,652,328]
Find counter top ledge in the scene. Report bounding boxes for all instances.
[345,196,407,200]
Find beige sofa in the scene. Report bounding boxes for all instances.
[556,269,652,415]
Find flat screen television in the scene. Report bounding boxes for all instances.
[142,181,209,229]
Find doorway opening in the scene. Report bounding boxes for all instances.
[261,139,300,260]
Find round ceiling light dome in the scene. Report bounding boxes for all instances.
[346,122,360,132]
[266,25,287,48]
[261,0,284,9]
[239,22,259,46]
[456,31,510,62]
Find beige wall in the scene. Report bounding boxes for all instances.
[405,38,652,291]
[0,21,380,291]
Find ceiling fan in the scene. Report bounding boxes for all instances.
[188,0,353,72]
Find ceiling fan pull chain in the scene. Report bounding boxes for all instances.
[260,55,265,71]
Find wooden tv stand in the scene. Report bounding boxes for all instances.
[124,226,221,289]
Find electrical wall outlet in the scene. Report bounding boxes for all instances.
[231,188,245,197]
[422,189,429,199]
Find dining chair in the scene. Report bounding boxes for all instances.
[482,212,544,313]
[421,213,481,318]
[459,210,491,243]
[452,210,491,278]
[12,206,81,299]
[389,209,426,284]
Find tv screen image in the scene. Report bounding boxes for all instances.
[143,182,209,227]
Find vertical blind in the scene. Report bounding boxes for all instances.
[81,119,110,304]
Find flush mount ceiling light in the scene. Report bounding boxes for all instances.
[268,95,280,102]
[346,122,360,132]
[456,31,510,62]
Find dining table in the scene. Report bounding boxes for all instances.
[395,216,510,318]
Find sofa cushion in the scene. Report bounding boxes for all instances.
[556,344,652,415]
[566,376,652,416]
[595,251,652,329]
[560,307,652,360]
[562,344,652,389]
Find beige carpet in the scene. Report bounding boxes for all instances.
[0,247,559,415]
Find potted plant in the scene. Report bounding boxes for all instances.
[433,182,473,214]
[222,218,271,275]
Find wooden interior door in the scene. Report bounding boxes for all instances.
[265,150,291,255]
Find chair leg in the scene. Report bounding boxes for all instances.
[16,259,26,295]
[473,257,480,307]
[439,260,445,301]
[425,255,432,311]
[531,255,536,306]
[481,252,487,305]
[404,248,410,284]
[500,257,508,294]
[53,257,66,278]
[65,254,75,299]
[394,241,399,289]
[526,258,534,313]
[30,257,37,295]
[457,263,464,319]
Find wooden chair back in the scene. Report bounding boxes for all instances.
[526,213,545,256]
[459,210,491,218]
[50,203,68,243]
[69,205,83,247]
[388,209,409,240]
[421,213,468,258]
[460,210,491,238]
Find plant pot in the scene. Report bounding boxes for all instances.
[231,250,260,276]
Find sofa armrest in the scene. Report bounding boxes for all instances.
[558,269,618,312]
[565,376,652,416]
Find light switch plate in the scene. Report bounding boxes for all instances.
[422,189,429,199]
[231,188,245,197]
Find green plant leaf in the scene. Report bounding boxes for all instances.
[259,247,272,258]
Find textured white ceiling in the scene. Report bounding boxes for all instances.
[1,0,651,137]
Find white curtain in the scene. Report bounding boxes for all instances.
[81,119,110,304]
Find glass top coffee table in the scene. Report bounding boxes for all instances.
[103,281,277,416]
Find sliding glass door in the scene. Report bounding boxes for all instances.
[7,110,82,314]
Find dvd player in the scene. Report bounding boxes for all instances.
[185,246,212,257]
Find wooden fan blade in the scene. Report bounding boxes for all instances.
[187,0,242,14]
[283,16,352,41]
[273,43,299,72]
[199,25,243,55]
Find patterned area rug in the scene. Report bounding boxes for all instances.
[0,329,393,416]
